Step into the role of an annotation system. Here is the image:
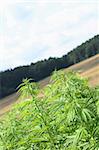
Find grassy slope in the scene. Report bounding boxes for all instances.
[0,54,99,116]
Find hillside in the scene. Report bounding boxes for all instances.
[0,54,99,116]
[0,35,99,99]
[40,54,99,87]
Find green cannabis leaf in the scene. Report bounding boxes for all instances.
[0,71,99,150]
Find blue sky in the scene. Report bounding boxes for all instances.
[0,0,99,71]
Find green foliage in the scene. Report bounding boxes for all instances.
[0,71,99,149]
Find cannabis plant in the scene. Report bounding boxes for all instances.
[0,71,99,150]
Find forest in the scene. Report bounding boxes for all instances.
[0,35,99,99]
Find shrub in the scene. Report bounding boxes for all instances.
[0,71,99,150]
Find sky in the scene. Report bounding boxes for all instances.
[0,0,99,71]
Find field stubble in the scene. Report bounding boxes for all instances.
[0,54,99,116]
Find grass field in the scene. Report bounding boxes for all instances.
[0,54,99,116]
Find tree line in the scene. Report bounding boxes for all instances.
[0,35,99,99]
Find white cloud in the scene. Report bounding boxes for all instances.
[0,0,98,70]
